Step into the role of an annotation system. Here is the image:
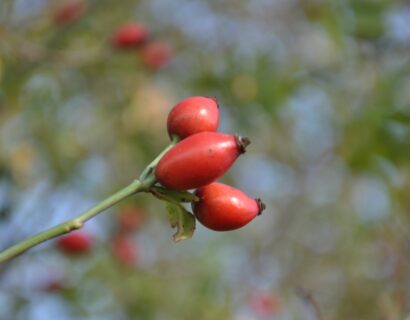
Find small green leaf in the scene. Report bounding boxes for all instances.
[151,186,199,203]
[165,202,196,242]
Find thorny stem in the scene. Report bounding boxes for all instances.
[0,138,179,264]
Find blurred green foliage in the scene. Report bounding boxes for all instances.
[0,0,410,319]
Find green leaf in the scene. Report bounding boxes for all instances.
[165,202,196,242]
[151,186,199,203]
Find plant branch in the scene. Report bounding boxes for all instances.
[0,138,178,264]
[140,135,179,180]
[295,286,323,320]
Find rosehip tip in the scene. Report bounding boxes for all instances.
[236,136,251,153]
[255,198,266,215]
[206,96,219,109]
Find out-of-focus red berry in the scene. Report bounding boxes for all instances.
[111,23,149,49]
[140,41,172,70]
[167,96,220,140]
[111,235,138,267]
[117,205,145,233]
[56,231,92,254]
[42,278,64,293]
[54,1,86,25]
[249,292,280,317]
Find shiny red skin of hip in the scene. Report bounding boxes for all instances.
[193,182,259,231]
[167,96,219,139]
[155,132,241,190]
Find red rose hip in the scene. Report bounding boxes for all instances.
[193,182,265,231]
[111,235,138,267]
[155,132,250,190]
[54,1,85,25]
[117,204,145,233]
[112,23,148,49]
[249,292,280,317]
[140,41,172,70]
[56,231,92,254]
[167,96,219,139]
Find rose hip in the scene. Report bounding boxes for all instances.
[56,231,92,254]
[249,292,280,317]
[167,96,219,139]
[117,204,145,233]
[112,23,148,49]
[155,132,250,190]
[140,41,172,70]
[54,1,85,25]
[111,235,138,267]
[193,182,264,231]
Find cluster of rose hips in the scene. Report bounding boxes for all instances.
[56,205,143,266]
[156,96,265,231]
[57,97,266,245]
[111,23,172,70]
[53,1,172,70]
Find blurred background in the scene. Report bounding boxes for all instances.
[0,0,410,319]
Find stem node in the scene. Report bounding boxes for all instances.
[71,220,83,230]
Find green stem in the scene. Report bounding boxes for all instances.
[140,135,179,180]
[0,180,144,264]
[0,138,179,264]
